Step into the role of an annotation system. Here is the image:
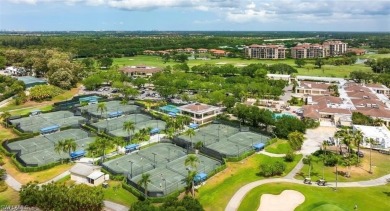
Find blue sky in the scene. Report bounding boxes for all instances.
[0,0,389,31]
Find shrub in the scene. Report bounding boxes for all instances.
[259,161,286,177]
[284,151,295,162]
[302,118,320,129]
[29,85,64,101]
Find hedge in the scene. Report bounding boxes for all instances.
[225,149,255,162]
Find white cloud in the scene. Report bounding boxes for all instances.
[6,0,390,25]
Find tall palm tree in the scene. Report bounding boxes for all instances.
[185,170,197,197]
[54,140,65,164]
[353,130,364,163]
[96,102,107,118]
[112,137,125,148]
[123,121,135,143]
[185,154,199,197]
[366,138,375,173]
[0,112,11,128]
[321,140,329,180]
[138,173,151,199]
[184,128,196,148]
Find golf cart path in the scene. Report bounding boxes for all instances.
[225,171,390,211]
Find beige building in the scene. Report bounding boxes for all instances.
[291,43,325,59]
[295,81,331,96]
[245,44,286,59]
[178,103,222,124]
[120,65,162,78]
[323,40,348,57]
[70,163,106,186]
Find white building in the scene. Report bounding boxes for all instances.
[70,163,106,186]
[178,103,222,124]
[353,125,390,149]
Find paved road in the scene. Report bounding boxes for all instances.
[301,126,337,155]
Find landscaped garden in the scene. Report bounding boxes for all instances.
[296,149,390,182]
[239,182,390,211]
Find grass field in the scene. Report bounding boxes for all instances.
[197,154,303,211]
[265,139,291,154]
[113,55,375,78]
[239,182,390,211]
[0,185,20,205]
[103,181,138,207]
[295,149,390,182]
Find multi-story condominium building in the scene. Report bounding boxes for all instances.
[323,40,348,57]
[245,44,286,59]
[291,43,325,59]
[291,41,347,58]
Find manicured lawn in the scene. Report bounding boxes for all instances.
[295,149,390,182]
[197,154,302,211]
[0,185,20,205]
[103,181,138,207]
[239,182,390,211]
[113,55,373,78]
[1,155,74,184]
[265,139,291,154]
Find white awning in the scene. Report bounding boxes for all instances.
[87,171,104,180]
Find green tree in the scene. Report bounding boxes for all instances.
[54,140,65,164]
[259,161,286,177]
[274,116,306,139]
[132,77,148,89]
[184,128,196,147]
[96,102,107,118]
[98,57,113,69]
[185,154,199,197]
[88,137,114,162]
[295,59,306,68]
[287,131,305,151]
[138,173,151,199]
[123,120,136,143]
[315,58,325,68]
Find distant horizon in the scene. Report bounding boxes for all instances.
[1,0,389,32]
[0,30,389,33]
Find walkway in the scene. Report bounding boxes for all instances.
[258,151,286,157]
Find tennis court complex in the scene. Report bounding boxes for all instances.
[103,143,222,197]
[80,101,140,118]
[5,129,94,166]
[10,111,85,133]
[177,123,270,157]
[91,113,166,137]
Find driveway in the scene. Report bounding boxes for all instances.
[301,126,337,155]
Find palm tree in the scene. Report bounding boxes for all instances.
[321,140,329,180]
[54,140,65,164]
[165,127,175,140]
[120,99,128,106]
[112,137,125,149]
[373,118,384,126]
[138,173,151,199]
[63,139,77,160]
[353,130,364,163]
[366,138,375,173]
[88,137,114,163]
[185,154,199,197]
[96,102,107,118]
[184,128,196,148]
[0,112,11,128]
[185,170,197,197]
[123,121,135,143]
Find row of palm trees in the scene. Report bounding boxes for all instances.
[137,154,200,199]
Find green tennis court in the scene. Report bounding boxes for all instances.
[10,110,85,133]
[81,101,140,118]
[5,129,94,166]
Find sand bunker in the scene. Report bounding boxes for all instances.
[258,190,305,211]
